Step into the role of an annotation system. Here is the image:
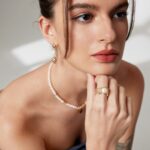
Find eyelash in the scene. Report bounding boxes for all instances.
[71,13,94,23]
[113,11,128,19]
[71,11,128,24]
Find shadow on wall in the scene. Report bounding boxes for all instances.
[0,0,43,88]
[133,61,150,150]
[0,0,41,51]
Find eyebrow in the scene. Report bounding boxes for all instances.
[69,3,99,11]
[113,1,129,11]
[68,1,129,11]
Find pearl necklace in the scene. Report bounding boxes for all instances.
[48,58,86,112]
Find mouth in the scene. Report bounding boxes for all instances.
[91,49,119,63]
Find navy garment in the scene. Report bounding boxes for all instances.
[68,143,86,150]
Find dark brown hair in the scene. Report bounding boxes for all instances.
[39,0,57,18]
[39,0,136,57]
[126,0,136,40]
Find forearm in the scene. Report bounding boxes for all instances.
[116,143,131,150]
[116,135,133,150]
[86,140,116,150]
[86,137,133,150]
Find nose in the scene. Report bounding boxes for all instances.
[96,17,117,43]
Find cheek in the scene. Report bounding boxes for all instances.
[69,25,93,52]
[114,22,128,51]
[116,22,128,41]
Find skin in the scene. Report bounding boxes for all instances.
[0,0,144,150]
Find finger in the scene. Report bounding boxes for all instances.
[127,96,133,118]
[86,73,95,113]
[119,86,126,111]
[119,86,128,117]
[95,75,108,87]
[93,75,109,111]
[108,78,119,108]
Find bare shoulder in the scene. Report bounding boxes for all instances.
[0,115,45,150]
[0,64,49,150]
[122,60,144,93]
[0,62,50,119]
[118,61,145,145]
[121,60,144,111]
[0,62,49,105]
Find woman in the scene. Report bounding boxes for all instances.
[0,0,144,149]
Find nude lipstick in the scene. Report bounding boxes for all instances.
[91,49,119,63]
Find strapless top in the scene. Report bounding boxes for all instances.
[68,143,86,150]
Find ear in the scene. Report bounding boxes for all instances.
[38,16,57,45]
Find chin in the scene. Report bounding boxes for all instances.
[90,63,120,76]
[93,70,116,76]
[95,71,116,76]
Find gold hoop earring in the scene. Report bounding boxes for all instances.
[52,43,58,49]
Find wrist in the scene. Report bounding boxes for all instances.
[86,140,116,150]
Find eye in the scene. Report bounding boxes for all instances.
[71,13,94,23]
[113,11,128,19]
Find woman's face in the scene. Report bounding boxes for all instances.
[53,0,129,76]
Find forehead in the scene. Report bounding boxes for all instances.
[69,0,128,9]
[70,0,128,4]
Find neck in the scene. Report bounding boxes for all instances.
[49,58,124,106]
[50,59,87,106]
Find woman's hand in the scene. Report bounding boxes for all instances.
[85,74,133,150]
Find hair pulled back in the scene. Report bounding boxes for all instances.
[38,0,136,56]
[39,0,58,18]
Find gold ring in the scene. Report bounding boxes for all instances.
[96,87,109,96]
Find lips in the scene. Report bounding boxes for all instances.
[91,49,119,63]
